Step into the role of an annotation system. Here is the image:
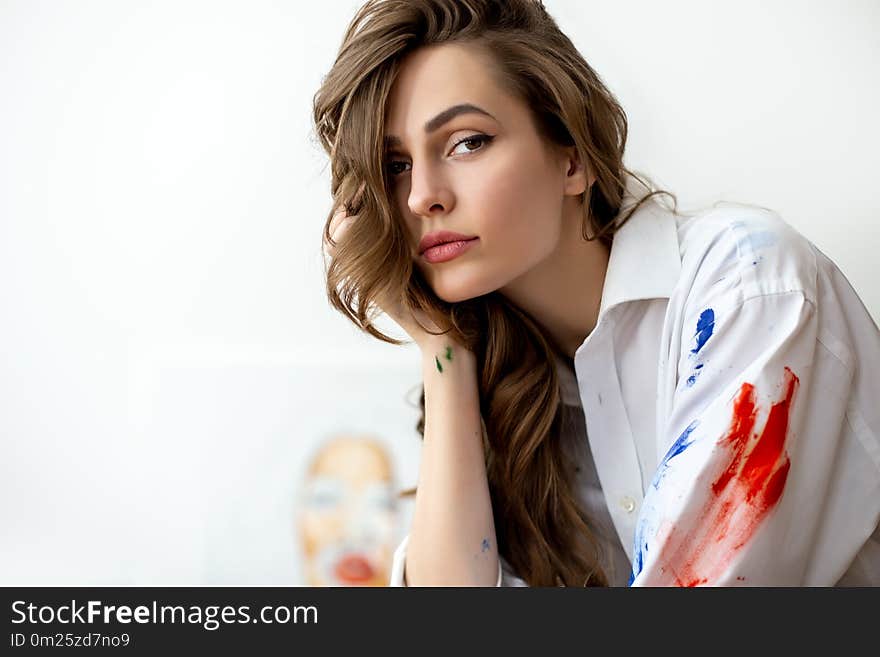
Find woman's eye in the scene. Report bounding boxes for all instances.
[450,133,493,155]
[386,133,494,178]
[387,160,409,176]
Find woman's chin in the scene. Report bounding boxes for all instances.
[435,287,483,304]
[430,276,497,304]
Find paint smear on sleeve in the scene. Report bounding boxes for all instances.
[686,363,704,387]
[652,420,700,491]
[634,366,799,586]
[684,309,715,388]
[690,309,715,356]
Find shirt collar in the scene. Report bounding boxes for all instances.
[555,175,682,406]
[597,174,682,318]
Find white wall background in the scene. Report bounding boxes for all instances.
[1,0,877,584]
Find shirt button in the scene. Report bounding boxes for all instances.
[621,496,636,514]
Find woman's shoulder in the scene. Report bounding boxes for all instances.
[672,202,820,310]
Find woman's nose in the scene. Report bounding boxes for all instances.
[406,162,454,218]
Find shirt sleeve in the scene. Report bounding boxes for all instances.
[388,534,508,586]
[629,287,865,586]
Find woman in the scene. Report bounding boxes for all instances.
[313,0,880,586]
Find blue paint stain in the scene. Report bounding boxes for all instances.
[481,538,490,553]
[664,422,698,461]
[733,228,778,260]
[685,363,704,388]
[626,546,647,586]
[690,309,715,356]
[631,419,699,585]
[629,541,648,586]
[651,420,700,491]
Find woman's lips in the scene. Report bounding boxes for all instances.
[421,237,479,264]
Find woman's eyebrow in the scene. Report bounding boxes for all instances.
[384,103,497,150]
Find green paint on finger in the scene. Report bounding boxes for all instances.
[435,355,443,373]
[444,346,453,361]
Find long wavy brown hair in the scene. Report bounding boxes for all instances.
[312,0,677,586]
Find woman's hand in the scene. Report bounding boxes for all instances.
[325,202,452,352]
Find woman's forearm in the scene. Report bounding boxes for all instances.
[404,339,499,586]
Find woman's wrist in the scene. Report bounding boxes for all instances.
[419,337,475,370]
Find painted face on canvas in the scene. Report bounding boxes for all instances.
[383,42,584,303]
[298,436,397,586]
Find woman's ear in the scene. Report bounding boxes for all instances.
[562,146,592,197]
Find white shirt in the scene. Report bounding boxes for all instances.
[390,175,880,586]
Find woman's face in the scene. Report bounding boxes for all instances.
[383,42,587,303]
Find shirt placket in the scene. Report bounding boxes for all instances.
[575,325,645,559]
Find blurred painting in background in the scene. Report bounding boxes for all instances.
[297,434,397,586]
[99,349,424,586]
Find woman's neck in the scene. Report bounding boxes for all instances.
[499,198,611,359]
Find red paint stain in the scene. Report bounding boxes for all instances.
[642,366,799,586]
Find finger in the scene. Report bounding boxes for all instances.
[354,181,366,205]
[325,212,355,258]
[329,206,349,234]
[330,212,355,241]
